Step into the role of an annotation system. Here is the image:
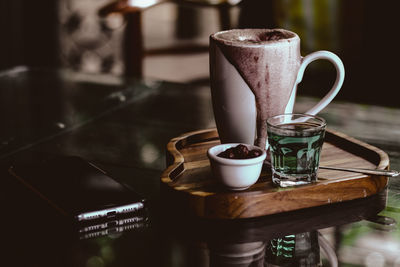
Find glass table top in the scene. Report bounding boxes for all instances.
[1,67,400,267]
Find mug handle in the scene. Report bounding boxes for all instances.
[286,50,345,115]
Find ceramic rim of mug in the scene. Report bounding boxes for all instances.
[266,113,327,133]
[210,28,300,48]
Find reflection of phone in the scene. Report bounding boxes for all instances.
[78,212,149,240]
[8,156,147,236]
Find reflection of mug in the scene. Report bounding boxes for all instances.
[210,29,345,149]
[209,241,266,266]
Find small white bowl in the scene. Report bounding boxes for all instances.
[207,143,266,191]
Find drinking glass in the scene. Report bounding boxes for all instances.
[267,114,326,187]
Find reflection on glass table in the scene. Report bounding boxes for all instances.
[0,66,159,160]
[159,189,395,267]
[1,67,400,267]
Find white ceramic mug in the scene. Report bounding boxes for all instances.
[209,29,345,149]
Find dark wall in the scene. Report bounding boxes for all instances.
[338,0,397,106]
[1,0,397,106]
[239,0,398,107]
[0,0,23,69]
[0,0,59,70]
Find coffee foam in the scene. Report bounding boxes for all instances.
[211,29,297,46]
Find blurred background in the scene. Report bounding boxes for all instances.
[0,0,398,106]
[1,1,399,267]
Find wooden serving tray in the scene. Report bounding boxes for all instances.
[161,128,389,219]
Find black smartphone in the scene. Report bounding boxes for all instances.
[8,156,147,236]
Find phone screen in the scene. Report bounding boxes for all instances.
[9,156,146,222]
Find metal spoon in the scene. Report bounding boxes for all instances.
[319,166,400,177]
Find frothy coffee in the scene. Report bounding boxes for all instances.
[213,29,295,44]
[210,29,301,149]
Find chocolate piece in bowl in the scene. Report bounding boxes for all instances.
[217,144,262,159]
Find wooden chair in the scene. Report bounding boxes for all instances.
[98,0,241,77]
